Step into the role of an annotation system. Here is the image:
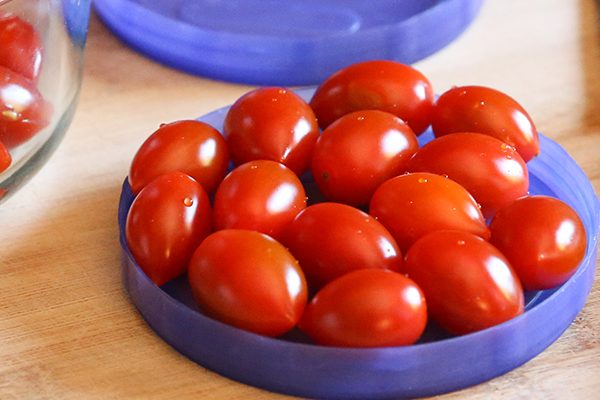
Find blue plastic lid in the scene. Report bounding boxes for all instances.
[95,0,484,85]
[117,88,600,399]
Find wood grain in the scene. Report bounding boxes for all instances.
[1,0,599,398]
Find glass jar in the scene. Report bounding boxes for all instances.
[0,0,91,203]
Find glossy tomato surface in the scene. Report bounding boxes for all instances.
[0,14,43,80]
[490,195,587,290]
[404,230,524,335]
[299,269,427,347]
[409,132,529,217]
[212,160,306,240]
[188,229,307,337]
[432,86,539,162]
[309,60,434,135]
[370,172,489,252]
[0,65,52,148]
[0,141,10,173]
[126,172,212,286]
[282,202,403,289]
[311,110,418,207]
[129,120,229,194]
[224,87,319,175]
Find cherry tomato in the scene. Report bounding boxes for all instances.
[309,60,434,135]
[299,269,427,347]
[0,140,10,173]
[408,132,529,217]
[490,195,587,290]
[369,172,489,253]
[432,86,539,162]
[129,120,229,195]
[282,202,403,289]
[0,14,43,81]
[126,172,212,286]
[188,229,307,337]
[311,110,418,207]
[0,65,52,148]
[212,160,306,240]
[404,230,524,335]
[224,87,319,175]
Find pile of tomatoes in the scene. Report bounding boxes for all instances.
[0,13,51,174]
[125,60,587,348]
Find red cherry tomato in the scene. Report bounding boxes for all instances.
[212,160,306,240]
[370,172,489,253]
[0,140,10,173]
[408,132,529,217]
[126,172,212,286]
[282,202,403,289]
[129,120,229,195]
[0,14,43,80]
[224,87,319,175]
[404,230,524,335]
[299,269,427,347]
[309,60,434,135]
[311,110,418,207]
[188,229,307,337]
[490,195,587,290]
[432,86,539,162]
[0,65,52,148]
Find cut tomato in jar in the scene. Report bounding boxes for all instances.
[0,65,52,148]
[0,14,43,81]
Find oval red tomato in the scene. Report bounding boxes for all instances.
[299,269,427,347]
[224,87,319,175]
[309,60,434,135]
[126,172,212,286]
[188,229,307,337]
[0,65,52,148]
[490,195,587,290]
[0,140,10,173]
[212,160,306,240]
[311,110,418,207]
[282,202,403,289]
[0,14,43,80]
[431,86,539,162]
[370,172,489,253]
[129,120,229,195]
[408,132,529,217]
[404,230,524,335]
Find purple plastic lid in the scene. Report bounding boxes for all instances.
[118,88,600,399]
[95,0,483,85]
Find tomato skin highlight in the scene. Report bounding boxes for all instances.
[0,14,43,81]
[0,65,52,148]
[431,86,539,162]
[224,87,319,175]
[282,202,403,289]
[490,195,587,290]
[311,110,419,207]
[0,140,10,173]
[188,229,307,337]
[212,160,306,240]
[126,172,212,286]
[404,230,524,335]
[369,172,489,253]
[299,269,427,347]
[408,132,529,217]
[129,120,229,195]
[309,60,434,135]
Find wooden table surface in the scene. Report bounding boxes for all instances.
[1,0,599,398]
